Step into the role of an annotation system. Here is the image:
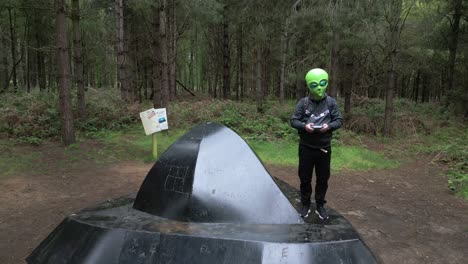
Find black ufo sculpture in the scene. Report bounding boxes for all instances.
[27,123,381,264]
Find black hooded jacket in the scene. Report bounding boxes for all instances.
[290,94,343,149]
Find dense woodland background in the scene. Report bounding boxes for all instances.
[0,0,466,145]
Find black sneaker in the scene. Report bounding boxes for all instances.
[300,205,311,218]
[315,205,329,220]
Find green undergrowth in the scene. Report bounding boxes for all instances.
[94,125,397,173]
[99,127,188,162]
[0,141,41,177]
[409,126,468,198]
[2,90,464,197]
[0,124,396,176]
[248,140,398,171]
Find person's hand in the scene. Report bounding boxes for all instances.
[320,123,329,133]
[305,123,314,133]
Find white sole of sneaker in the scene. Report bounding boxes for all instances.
[301,209,311,218]
[315,210,329,220]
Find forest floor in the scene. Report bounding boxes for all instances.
[0,142,467,264]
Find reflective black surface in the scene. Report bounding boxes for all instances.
[134,123,302,224]
[27,123,381,264]
[28,181,379,264]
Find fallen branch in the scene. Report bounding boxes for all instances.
[176,79,195,96]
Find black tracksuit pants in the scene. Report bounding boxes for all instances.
[298,144,331,207]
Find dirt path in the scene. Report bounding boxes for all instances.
[1,155,467,264]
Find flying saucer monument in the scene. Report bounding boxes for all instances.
[27,123,381,264]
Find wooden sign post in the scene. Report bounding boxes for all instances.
[139,108,168,158]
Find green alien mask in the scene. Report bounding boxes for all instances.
[305,68,329,100]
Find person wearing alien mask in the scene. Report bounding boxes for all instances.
[290,68,343,219]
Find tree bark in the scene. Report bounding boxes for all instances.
[48,53,55,92]
[421,74,428,103]
[144,62,149,100]
[26,34,30,92]
[447,0,463,93]
[400,74,407,98]
[294,38,305,100]
[168,0,177,100]
[152,3,162,107]
[189,32,194,91]
[159,0,170,106]
[116,0,130,101]
[344,53,353,115]
[383,0,403,137]
[222,4,230,99]
[35,28,46,91]
[413,69,420,103]
[55,0,76,145]
[8,8,17,90]
[279,21,288,104]
[238,25,244,102]
[1,26,8,90]
[72,0,85,117]
[255,48,263,113]
[329,31,340,98]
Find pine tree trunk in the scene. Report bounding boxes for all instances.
[168,0,177,100]
[262,49,269,98]
[400,74,406,98]
[26,39,30,92]
[384,70,395,136]
[279,21,288,105]
[22,27,29,90]
[1,26,8,90]
[48,53,55,91]
[134,34,141,102]
[447,0,462,93]
[8,8,17,90]
[234,52,239,100]
[222,4,230,99]
[383,0,403,137]
[421,74,428,103]
[152,4,162,107]
[136,47,142,103]
[255,48,263,113]
[338,58,345,96]
[72,0,85,117]
[144,63,149,100]
[159,0,170,106]
[189,33,194,90]
[116,0,130,101]
[294,39,304,100]
[329,31,340,98]
[55,0,76,145]
[36,30,46,91]
[31,47,37,88]
[405,73,412,100]
[344,54,353,115]
[214,70,219,99]
[124,4,133,100]
[90,62,96,88]
[413,69,420,103]
[238,26,244,102]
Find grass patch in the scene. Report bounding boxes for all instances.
[97,126,398,173]
[248,140,398,171]
[409,126,468,198]
[0,125,398,177]
[0,146,41,177]
[248,141,298,166]
[92,126,187,163]
[332,145,399,171]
